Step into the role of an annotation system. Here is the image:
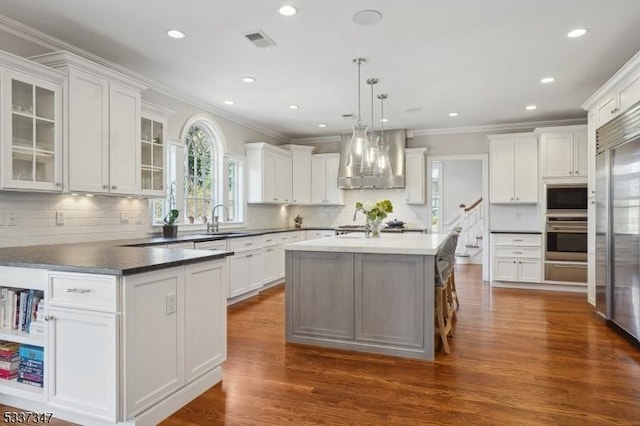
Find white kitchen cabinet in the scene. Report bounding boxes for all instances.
[263,246,279,284]
[47,272,118,422]
[538,126,588,179]
[489,134,538,204]
[306,230,335,239]
[31,51,147,195]
[283,144,315,204]
[405,148,428,204]
[0,52,65,192]
[594,71,640,128]
[184,261,227,382]
[311,153,343,205]
[229,249,263,297]
[141,101,173,197]
[245,142,292,204]
[491,233,542,283]
[123,268,185,418]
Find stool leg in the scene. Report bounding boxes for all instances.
[435,287,451,354]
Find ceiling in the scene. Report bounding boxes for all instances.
[1,0,640,139]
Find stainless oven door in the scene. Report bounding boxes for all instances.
[546,221,588,261]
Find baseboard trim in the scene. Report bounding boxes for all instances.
[491,281,587,293]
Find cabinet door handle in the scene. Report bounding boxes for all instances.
[575,170,579,175]
[513,239,523,242]
[246,254,253,258]
[44,315,55,321]
[512,260,516,264]
[591,200,596,204]
[55,182,62,187]
[512,251,523,254]
[569,171,573,175]
[266,239,273,242]
[103,185,109,189]
[112,185,117,190]
[611,107,620,114]
[510,197,514,201]
[245,242,253,246]
[67,288,91,294]
[516,197,519,201]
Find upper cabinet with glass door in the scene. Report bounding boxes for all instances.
[140,101,174,197]
[1,54,65,191]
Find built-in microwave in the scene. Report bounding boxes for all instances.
[546,184,588,212]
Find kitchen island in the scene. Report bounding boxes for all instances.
[0,242,232,426]
[284,233,447,360]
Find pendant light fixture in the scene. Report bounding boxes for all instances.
[344,58,374,172]
[362,77,379,176]
[375,93,393,177]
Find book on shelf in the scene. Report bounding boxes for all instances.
[0,288,44,334]
[0,359,20,371]
[18,344,44,362]
[16,377,43,388]
[0,370,18,380]
[0,341,20,356]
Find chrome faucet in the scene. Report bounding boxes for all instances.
[207,204,230,233]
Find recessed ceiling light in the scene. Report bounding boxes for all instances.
[242,76,256,83]
[540,77,555,84]
[279,5,298,16]
[567,28,588,38]
[166,30,186,39]
[318,124,327,128]
[380,118,389,123]
[224,100,235,105]
[526,105,537,111]
[288,105,299,109]
[353,9,383,26]
[449,112,459,117]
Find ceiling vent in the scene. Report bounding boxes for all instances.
[342,113,356,119]
[243,30,276,48]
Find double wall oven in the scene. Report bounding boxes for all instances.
[544,184,588,283]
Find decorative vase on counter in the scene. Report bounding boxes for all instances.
[365,217,383,238]
[162,225,178,238]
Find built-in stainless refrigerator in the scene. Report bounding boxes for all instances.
[596,100,640,345]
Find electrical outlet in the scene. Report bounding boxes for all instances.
[120,212,129,224]
[165,293,176,315]
[8,211,16,227]
[56,211,65,226]
[134,212,142,224]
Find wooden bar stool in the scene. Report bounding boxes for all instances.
[435,233,457,354]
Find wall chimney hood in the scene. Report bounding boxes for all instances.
[337,129,406,189]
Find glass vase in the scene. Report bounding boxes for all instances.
[366,217,383,238]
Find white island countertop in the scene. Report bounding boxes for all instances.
[284,233,448,256]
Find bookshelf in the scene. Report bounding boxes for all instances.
[0,267,46,401]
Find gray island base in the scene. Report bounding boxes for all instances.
[284,234,447,361]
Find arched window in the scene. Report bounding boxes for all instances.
[185,124,215,223]
[152,114,244,227]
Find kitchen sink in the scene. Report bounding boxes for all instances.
[193,232,248,237]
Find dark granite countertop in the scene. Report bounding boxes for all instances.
[0,245,232,276]
[0,225,426,276]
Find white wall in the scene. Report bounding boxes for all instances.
[440,160,482,226]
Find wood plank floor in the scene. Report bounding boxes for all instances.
[2,265,640,425]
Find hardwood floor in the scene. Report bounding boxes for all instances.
[2,265,639,425]
[164,265,640,425]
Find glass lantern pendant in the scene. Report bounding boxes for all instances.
[345,119,369,168]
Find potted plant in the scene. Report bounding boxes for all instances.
[163,209,180,238]
[294,214,303,229]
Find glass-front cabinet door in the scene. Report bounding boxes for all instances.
[2,71,62,191]
[140,115,166,196]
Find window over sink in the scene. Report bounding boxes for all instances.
[151,114,244,227]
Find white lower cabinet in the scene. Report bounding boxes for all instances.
[185,261,227,382]
[123,268,185,418]
[47,272,118,422]
[47,307,118,422]
[491,233,542,283]
[229,248,263,297]
[263,246,279,284]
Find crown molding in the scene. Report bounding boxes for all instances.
[289,135,341,144]
[582,49,640,111]
[0,14,290,143]
[411,117,587,136]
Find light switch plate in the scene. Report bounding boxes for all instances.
[8,211,16,226]
[120,212,129,224]
[56,211,65,226]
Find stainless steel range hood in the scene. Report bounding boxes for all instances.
[337,129,406,189]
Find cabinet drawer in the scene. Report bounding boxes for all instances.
[49,273,117,312]
[289,232,303,242]
[229,236,262,251]
[262,234,279,247]
[493,234,541,247]
[494,246,541,258]
[194,240,227,251]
